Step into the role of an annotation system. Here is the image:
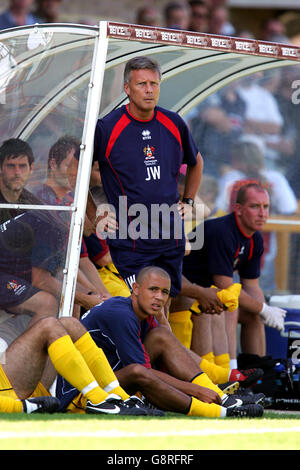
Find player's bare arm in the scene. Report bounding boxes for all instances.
[180,275,224,313]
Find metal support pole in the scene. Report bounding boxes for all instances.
[59,21,108,317]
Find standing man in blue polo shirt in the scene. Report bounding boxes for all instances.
[182,182,286,365]
[91,55,207,304]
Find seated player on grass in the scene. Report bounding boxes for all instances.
[56,266,265,418]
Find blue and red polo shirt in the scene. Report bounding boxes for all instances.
[93,105,198,252]
[182,212,264,287]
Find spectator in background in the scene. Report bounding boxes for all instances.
[33,0,62,23]
[236,72,284,171]
[208,0,235,35]
[209,0,229,6]
[288,15,300,46]
[188,0,209,33]
[216,138,298,216]
[260,17,290,43]
[258,68,298,174]
[274,66,300,196]
[197,174,225,218]
[234,28,255,40]
[273,66,300,293]
[164,1,190,30]
[135,6,161,27]
[189,82,246,178]
[209,5,235,36]
[0,0,39,30]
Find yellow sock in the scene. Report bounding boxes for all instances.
[192,372,225,399]
[200,358,230,385]
[168,311,193,349]
[48,335,108,404]
[215,353,230,369]
[202,351,215,363]
[74,332,129,400]
[187,396,224,418]
[0,396,23,413]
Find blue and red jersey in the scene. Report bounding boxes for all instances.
[55,296,158,410]
[93,105,198,252]
[183,212,264,287]
[33,184,109,262]
[0,211,66,281]
[80,296,157,370]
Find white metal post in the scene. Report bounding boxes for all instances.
[59,21,109,317]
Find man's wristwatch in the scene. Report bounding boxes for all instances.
[182,197,194,207]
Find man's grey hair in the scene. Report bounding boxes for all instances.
[124,56,162,85]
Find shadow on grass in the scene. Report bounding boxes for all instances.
[0,411,189,422]
[0,410,298,422]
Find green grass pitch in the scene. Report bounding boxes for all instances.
[0,410,299,451]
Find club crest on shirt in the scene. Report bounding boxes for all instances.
[143,144,155,160]
[143,145,160,178]
[6,279,26,295]
[7,280,19,291]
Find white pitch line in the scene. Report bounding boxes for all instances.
[0,426,300,439]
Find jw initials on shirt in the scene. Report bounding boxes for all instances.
[145,166,160,181]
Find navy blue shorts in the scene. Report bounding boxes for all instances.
[109,244,185,297]
[0,274,39,309]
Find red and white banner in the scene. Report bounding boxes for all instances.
[107,22,300,61]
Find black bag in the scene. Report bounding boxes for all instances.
[238,353,279,396]
[238,352,300,410]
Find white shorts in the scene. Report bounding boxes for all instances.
[0,312,31,350]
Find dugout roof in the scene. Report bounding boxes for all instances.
[0,21,299,316]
